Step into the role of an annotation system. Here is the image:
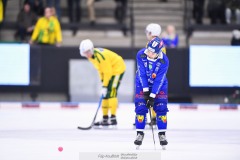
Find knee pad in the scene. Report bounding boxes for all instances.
[156,113,167,131]
[135,114,146,130]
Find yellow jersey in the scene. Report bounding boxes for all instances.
[31,16,62,44]
[88,48,126,87]
[0,0,3,23]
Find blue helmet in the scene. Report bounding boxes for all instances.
[147,37,164,54]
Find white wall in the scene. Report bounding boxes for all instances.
[69,59,135,102]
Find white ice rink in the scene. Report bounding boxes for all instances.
[0,103,240,160]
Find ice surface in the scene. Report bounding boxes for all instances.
[0,103,240,160]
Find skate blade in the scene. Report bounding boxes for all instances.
[136,145,140,150]
[161,145,166,150]
[93,125,117,130]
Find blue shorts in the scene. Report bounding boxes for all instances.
[134,82,169,115]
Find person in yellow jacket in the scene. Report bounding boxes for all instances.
[79,39,126,127]
[29,7,62,46]
[0,0,3,23]
[0,0,6,23]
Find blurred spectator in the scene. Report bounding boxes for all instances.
[15,2,37,42]
[207,0,226,24]
[114,0,127,24]
[192,0,205,24]
[68,0,81,36]
[68,0,81,23]
[231,29,240,45]
[50,7,57,18]
[25,0,44,17]
[87,0,95,25]
[161,25,179,48]
[29,7,62,46]
[46,0,61,20]
[225,0,240,24]
[0,0,7,24]
[0,0,3,24]
[224,90,240,104]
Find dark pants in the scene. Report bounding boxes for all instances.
[193,0,205,24]
[68,0,81,23]
[114,0,127,23]
[15,26,32,41]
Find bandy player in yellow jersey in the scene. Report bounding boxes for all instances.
[79,39,126,127]
[145,23,167,126]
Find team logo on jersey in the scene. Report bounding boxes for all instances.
[160,59,165,64]
[152,73,156,79]
[137,115,144,123]
[149,64,152,69]
[158,115,167,123]
[144,62,147,67]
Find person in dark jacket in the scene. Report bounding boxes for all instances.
[15,2,37,42]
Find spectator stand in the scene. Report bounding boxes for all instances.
[184,0,240,46]
[0,0,133,48]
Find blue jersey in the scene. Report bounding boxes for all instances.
[134,43,169,132]
[135,48,169,96]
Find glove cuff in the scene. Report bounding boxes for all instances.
[150,93,156,98]
[143,87,149,92]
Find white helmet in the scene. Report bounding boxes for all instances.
[79,39,94,57]
[145,23,161,37]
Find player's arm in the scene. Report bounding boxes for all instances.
[30,19,41,42]
[136,51,149,92]
[54,18,62,43]
[146,61,168,108]
[151,61,169,97]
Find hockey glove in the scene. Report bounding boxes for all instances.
[101,87,108,98]
[146,97,154,109]
[143,91,150,102]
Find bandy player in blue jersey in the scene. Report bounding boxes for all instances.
[134,37,169,150]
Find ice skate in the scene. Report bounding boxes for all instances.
[134,132,144,150]
[109,115,118,129]
[93,116,109,128]
[159,133,168,150]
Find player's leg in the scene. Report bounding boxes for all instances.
[108,72,124,125]
[94,73,124,126]
[93,98,109,126]
[154,86,169,149]
[134,85,148,148]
